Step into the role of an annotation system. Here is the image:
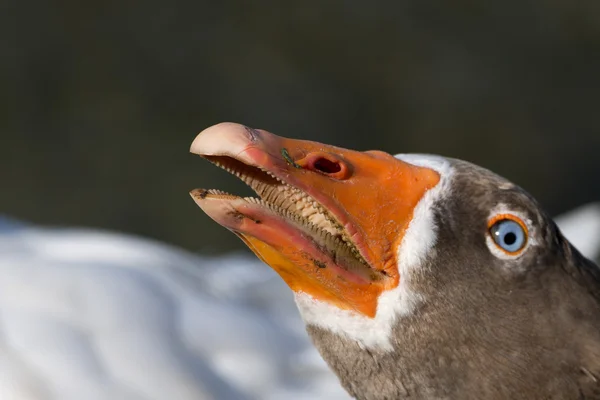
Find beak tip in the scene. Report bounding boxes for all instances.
[190,122,251,156]
[189,189,204,206]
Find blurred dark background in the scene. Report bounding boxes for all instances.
[2,1,599,253]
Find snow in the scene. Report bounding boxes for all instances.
[0,202,598,400]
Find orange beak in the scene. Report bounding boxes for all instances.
[190,123,440,317]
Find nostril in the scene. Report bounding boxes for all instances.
[313,157,342,174]
[297,152,351,179]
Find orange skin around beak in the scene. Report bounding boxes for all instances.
[190,123,440,317]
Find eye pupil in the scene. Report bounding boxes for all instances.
[503,232,517,245]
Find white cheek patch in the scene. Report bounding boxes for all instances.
[295,154,453,351]
[394,154,453,274]
[485,203,538,262]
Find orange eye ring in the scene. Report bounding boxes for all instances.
[487,214,529,256]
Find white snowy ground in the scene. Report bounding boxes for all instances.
[0,203,598,400]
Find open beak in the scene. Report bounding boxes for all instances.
[190,123,440,317]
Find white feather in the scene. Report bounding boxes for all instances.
[555,202,600,261]
[0,223,351,400]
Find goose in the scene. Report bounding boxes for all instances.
[191,122,600,399]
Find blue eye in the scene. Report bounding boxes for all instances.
[489,219,527,253]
